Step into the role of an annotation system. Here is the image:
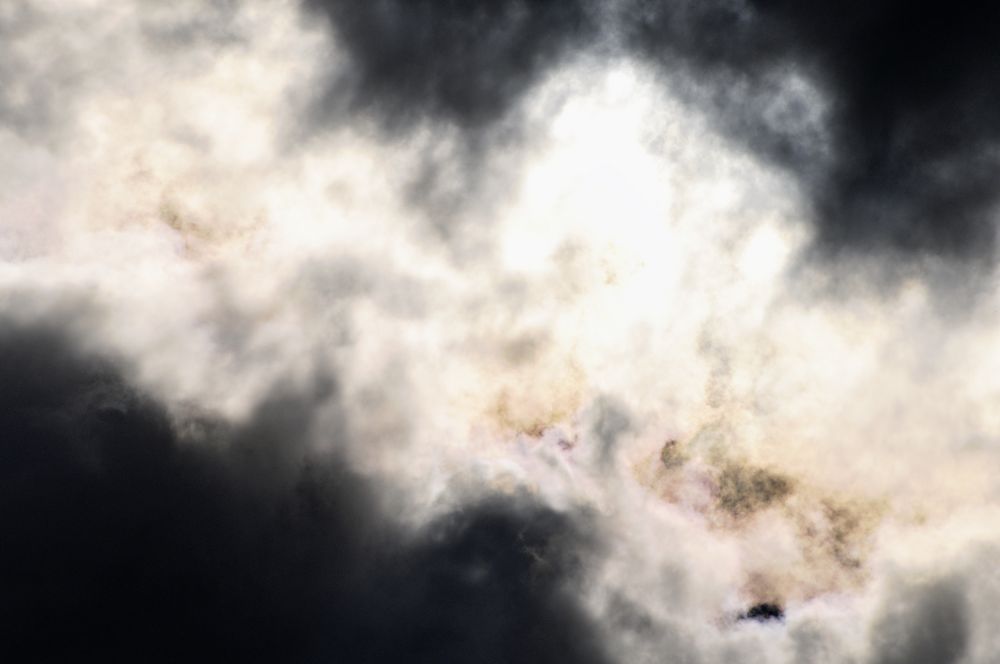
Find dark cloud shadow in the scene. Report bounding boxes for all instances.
[622,0,1000,266]
[303,0,598,132]
[0,320,609,664]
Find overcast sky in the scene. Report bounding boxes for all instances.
[3,2,1000,662]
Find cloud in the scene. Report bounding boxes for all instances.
[304,0,598,132]
[5,1,1000,661]
[0,319,608,663]
[621,0,1000,263]
[870,575,969,664]
[298,0,605,231]
[298,0,1000,266]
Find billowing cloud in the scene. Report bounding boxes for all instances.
[623,0,1000,262]
[3,1,1000,662]
[0,320,608,663]
[299,0,1000,264]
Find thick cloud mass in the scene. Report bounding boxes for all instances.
[5,1,1000,661]
[0,322,607,663]
[307,0,1000,260]
[626,0,1000,260]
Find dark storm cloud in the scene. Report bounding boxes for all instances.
[304,0,598,131]
[0,321,609,664]
[624,0,1000,262]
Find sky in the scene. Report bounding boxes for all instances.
[3,1,1000,662]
